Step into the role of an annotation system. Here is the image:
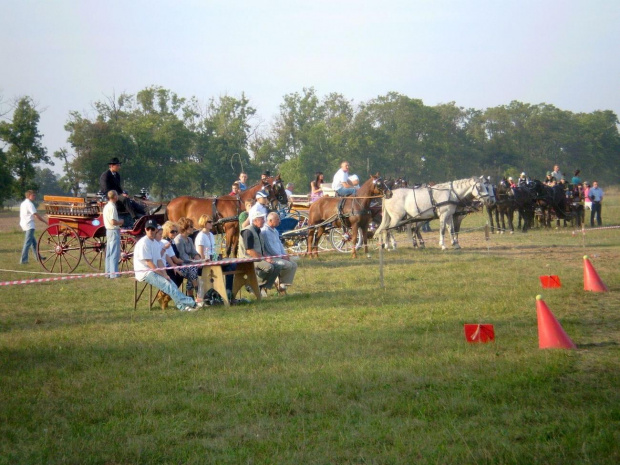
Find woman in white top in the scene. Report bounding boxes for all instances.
[195,214,217,260]
[195,214,235,297]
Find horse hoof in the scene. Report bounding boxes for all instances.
[510,231,514,235]
[366,254,371,259]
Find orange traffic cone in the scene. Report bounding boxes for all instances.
[536,295,576,349]
[583,255,608,292]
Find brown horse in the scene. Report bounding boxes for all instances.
[306,174,392,258]
[166,175,287,257]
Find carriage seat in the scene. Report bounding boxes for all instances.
[320,183,336,197]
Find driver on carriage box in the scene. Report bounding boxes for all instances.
[99,157,142,224]
[332,161,359,197]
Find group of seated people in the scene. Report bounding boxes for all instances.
[133,193,298,311]
[134,215,234,311]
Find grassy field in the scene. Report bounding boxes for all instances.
[1,191,619,464]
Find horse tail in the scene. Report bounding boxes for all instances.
[374,200,391,236]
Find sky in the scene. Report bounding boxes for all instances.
[1,0,619,175]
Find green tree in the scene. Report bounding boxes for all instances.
[0,148,14,207]
[54,148,81,196]
[33,167,66,196]
[0,97,52,197]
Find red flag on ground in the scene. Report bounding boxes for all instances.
[464,324,495,343]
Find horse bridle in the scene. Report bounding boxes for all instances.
[373,177,393,199]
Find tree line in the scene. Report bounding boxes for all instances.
[1,86,618,206]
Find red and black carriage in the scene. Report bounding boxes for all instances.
[38,194,164,274]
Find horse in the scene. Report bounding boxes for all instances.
[487,179,516,234]
[370,177,408,250]
[530,180,570,228]
[306,174,392,259]
[166,176,287,257]
[376,176,493,250]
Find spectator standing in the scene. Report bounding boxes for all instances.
[583,182,592,211]
[588,181,604,227]
[134,219,199,312]
[310,172,324,202]
[103,190,123,278]
[261,212,298,295]
[551,164,563,182]
[571,170,582,186]
[19,190,47,264]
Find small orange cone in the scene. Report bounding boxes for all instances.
[583,255,608,292]
[536,295,576,350]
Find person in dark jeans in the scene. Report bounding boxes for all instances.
[588,181,604,227]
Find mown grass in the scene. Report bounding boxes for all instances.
[1,191,619,464]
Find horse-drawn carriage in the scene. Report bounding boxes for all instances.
[278,181,386,255]
[38,194,164,274]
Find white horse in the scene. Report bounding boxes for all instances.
[376,177,494,250]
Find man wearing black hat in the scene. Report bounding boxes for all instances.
[99,157,138,222]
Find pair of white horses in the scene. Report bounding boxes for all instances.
[375,176,495,250]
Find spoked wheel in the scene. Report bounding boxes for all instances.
[329,227,363,253]
[119,234,137,273]
[37,223,83,273]
[82,236,106,271]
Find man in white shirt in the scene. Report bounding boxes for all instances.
[551,165,563,183]
[249,190,270,219]
[285,183,294,198]
[332,161,358,196]
[261,212,297,295]
[103,190,123,278]
[134,219,200,311]
[19,190,47,264]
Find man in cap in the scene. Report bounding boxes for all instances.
[261,212,297,295]
[249,190,270,220]
[99,157,138,222]
[241,211,281,296]
[134,219,200,311]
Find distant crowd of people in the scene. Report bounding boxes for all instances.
[502,164,604,227]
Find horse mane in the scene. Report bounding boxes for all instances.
[433,177,476,189]
[356,175,379,196]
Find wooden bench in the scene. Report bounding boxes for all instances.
[199,258,261,306]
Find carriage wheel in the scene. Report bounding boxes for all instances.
[82,236,106,271]
[119,234,137,274]
[37,223,82,273]
[329,227,363,253]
